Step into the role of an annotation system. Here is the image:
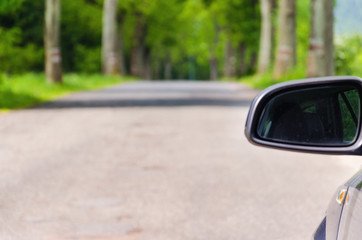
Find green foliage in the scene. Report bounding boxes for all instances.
[74,46,102,73]
[0,0,358,82]
[296,0,310,68]
[178,0,213,60]
[145,0,184,58]
[243,0,310,87]
[0,0,25,14]
[335,34,362,76]
[0,27,43,73]
[61,0,103,72]
[0,0,43,73]
[0,0,275,80]
[117,0,262,79]
[0,0,44,73]
[240,65,307,89]
[225,0,260,49]
[0,0,103,73]
[0,73,133,110]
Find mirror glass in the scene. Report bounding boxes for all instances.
[257,85,361,146]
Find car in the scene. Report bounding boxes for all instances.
[244,76,362,240]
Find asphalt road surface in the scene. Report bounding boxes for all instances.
[0,81,361,240]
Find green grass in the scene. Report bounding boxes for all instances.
[239,67,307,89]
[0,73,133,110]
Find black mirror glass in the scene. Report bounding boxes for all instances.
[257,85,361,146]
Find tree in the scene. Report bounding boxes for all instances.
[222,0,261,78]
[273,0,296,78]
[143,0,187,79]
[307,0,334,77]
[202,0,222,80]
[61,0,103,73]
[0,0,43,73]
[102,0,120,75]
[117,12,127,75]
[130,11,145,77]
[210,21,220,80]
[223,40,236,78]
[45,0,62,83]
[335,34,362,76]
[257,0,275,74]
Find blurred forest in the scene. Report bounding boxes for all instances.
[0,0,361,81]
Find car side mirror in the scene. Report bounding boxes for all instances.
[245,76,362,155]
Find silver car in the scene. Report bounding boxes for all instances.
[245,76,362,240]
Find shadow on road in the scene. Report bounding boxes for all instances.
[33,97,252,109]
[30,82,257,109]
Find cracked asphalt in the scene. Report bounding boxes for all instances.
[0,81,360,240]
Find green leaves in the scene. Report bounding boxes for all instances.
[0,0,25,14]
[3,0,358,80]
[335,34,362,76]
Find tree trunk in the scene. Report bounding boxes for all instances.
[45,0,62,83]
[188,58,196,80]
[102,0,120,75]
[164,53,172,80]
[249,50,258,73]
[307,0,334,77]
[210,57,218,80]
[143,47,152,80]
[223,40,236,78]
[117,19,126,75]
[209,20,219,80]
[137,39,145,77]
[237,42,246,77]
[178,63,184,79]
[130,13,145,77]
[273,0,296,78]
[102,0,119,75]
[154,59,161,80]
[258,0,274,74]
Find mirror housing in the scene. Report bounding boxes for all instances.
[245,76,362,155]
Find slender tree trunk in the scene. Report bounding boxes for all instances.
[178,63,184,79]
[210,57,218,80]
[323,0,334,75]
[130,13,145,77]
[154,59,161,80]
[273,0,296,78]
[143,47,152,80]
[117,19,126,75]
[249,50,258,73]
[223,40,236,78]
[45,0,62,83]
[102,0,119,75]
[307,0,334,77]
[237,42,246,77]
[164,52,172,80]
[137,37,145,77]
[258,0,274,74]
[188,57,196,80]
[209,20,219,80]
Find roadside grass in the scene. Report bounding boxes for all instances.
[239,67,307,89]
[0,73,133,110]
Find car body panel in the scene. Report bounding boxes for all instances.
[337,170,362,239]
[312,170,362,240]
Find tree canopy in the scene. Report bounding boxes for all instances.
[0,0,360,80]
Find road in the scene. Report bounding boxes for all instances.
[0,81,361,240]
